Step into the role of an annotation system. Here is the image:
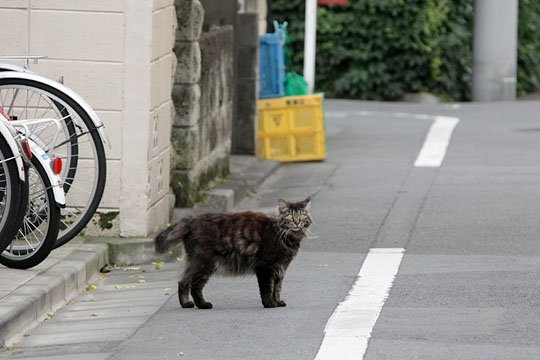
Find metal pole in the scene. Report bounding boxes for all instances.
[473,0,519,101]
[303,0,317,93]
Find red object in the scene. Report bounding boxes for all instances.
[52,157,62,174]
[0,106,11,121]
[21,139,32,160]
[318,0,348,6]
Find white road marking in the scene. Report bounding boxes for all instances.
[315,248,405,360]
[414,115,459,167]
[324,111,348,118]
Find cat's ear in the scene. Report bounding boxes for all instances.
[278,199,289,212]
[303,196,312,209]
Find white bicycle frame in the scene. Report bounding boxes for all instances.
[0,114,65,207]
[28,138,66,208]
[0,114,26,181]
[0,70,110,149]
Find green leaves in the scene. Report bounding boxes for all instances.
[273,0,539,100]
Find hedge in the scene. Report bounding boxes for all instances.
[272,0,540,101]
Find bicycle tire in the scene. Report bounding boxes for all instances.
[0,154,60,269]
[0,137,26,252]
[0,77,107,247]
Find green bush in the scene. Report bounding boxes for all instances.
[517,0,540,96]
[272,0,540,101]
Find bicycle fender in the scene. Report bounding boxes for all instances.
[0,71,111,149]
[0,117,26,182]
[28,139,66,208]
[0,62,31,73]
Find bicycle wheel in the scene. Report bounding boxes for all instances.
[0,77,106,247]
[0,136,26,252]
[0,154,60,269]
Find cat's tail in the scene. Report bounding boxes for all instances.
[154,218,190,254]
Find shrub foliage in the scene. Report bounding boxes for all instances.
[272,0,539,101]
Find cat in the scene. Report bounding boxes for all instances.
[154,196,313,309]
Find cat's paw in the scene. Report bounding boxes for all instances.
[196,301,213,309]
[263,301,278,308]
[276,300,287,307]
[181,301,195,308]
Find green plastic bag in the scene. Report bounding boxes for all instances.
[277,22,308,96]
[285,72,308,96]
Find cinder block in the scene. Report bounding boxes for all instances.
[1,0,27,9]
[154,0,175,11]
[99,159,121,209]
[148,148,171,206]
[33,60,123,111]
[30,0,124,12]
[151,53,175,110]
[147,194,172,235]
[95,110,122,160]
[149,102,173,159]
[175,0,204,41]
[1,8,28,54]
[152,4,176,61]
[30,10,124,62]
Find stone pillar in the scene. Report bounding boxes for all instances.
[171,0,233,207]
[232,13,259,155]
[473,0,519,101]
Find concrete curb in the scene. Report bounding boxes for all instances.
[0,243,109,347]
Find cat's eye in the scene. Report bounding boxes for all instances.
[285,215,293,220]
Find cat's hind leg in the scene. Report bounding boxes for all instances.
[190,262,216,309]
[178,261,196,308]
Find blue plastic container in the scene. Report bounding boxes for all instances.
[258,31,285,99]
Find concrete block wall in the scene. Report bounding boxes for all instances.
[171,0,233,207]
[0,0,177,237]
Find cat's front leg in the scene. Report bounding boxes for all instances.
[273,272,286,307]
[256,267,277,308]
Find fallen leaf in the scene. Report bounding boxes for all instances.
[138,279,146,283]
[115,285,135,289]
[123,267,140,272]
[84,284,97,292]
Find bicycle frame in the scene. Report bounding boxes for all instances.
[0,114,25,181]
[0,114,65,208]
[28,138,66,208]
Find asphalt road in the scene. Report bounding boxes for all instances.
[3,99,540,360]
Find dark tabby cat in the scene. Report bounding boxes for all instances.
[154,196,312,309]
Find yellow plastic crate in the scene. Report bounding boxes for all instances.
[257,94,326,162]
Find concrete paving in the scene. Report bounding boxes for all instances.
[0,155,279,354]
[2,99,540,359]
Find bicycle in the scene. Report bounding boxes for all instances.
[0,113,65,268]
[0,62,108,248]
[0,115,28,251]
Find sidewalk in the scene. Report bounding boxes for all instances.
[0,155,279,348]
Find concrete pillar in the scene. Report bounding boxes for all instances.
[473,0,519,101]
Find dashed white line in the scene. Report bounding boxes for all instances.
[414,115,459,167]
[315,248,405,360]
